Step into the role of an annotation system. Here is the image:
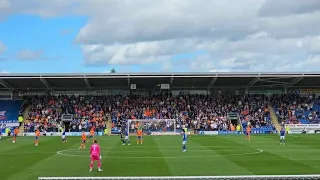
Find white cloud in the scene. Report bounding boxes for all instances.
[258,0,320,17]
[161,61,173,72]
[0,41,6,54]
[1,0,320,71]
[16,50,44,60]
[0,70,9,73]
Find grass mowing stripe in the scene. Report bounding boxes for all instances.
[101,136,173,176]
[5,142,81,180]
[2,135,320,179]
[286,134,320,150]
[190,136,255,175]
[4,136,113,180]
[219,135,320,175]
[255,134,320,171]
[0,136,54,152]
[156,136,254,176]
[0,137,60,180]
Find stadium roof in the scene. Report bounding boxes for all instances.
[0,72,320,91]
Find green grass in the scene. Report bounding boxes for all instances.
[1,134,320,180]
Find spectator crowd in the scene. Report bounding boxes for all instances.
[21,93,276,133]
[271,94,320,125]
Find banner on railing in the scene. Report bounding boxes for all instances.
[218,131,240,135]
[0,122,19,128]
[0,91,12,100]
[198,131,218,135]
[0,120,18,123]
[218,130,273,135]
[23,132,103,136]
[53,90,130,96]
[285,124,320,134]
[151,132,180,136]
[0,111,6,120]
[289,130,315,134]
[19,91,46,96]
[299,89,320,95]
[248,90,284,95]
[23,132,62,136]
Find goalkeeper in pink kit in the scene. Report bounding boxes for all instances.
[89,139,103,172]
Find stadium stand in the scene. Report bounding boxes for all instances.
[1,72,320,135]
[271,94,320,125]
[239,94,274,133]
[24,95,108,133]
[2,73,320,180]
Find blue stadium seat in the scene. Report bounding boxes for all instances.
[0,100,22,133]
[0,100,22,122]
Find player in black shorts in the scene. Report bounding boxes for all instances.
[120,130,125,144]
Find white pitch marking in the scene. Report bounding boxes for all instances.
[6,137,22,141]
[56,149,264,159]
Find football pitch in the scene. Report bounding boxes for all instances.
[1,134,320,180]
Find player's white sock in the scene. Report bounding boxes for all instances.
[89,169,92,172]
[98,169,103,172]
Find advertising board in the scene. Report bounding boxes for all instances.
[285,124,320,134]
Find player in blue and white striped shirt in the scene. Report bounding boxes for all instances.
[280,127,286,145]
[182,129,187,152]
[122,129,130,145]
[62,130,67,143]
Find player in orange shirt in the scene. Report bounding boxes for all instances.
[13,127,19,143]
[136,129,143,144]
[80,131,87,149]
[245,124,252,141]
[35,129,40,146]
[89,128,95,143]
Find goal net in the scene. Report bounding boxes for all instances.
[127,119,179,136]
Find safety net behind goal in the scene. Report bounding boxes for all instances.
[127,119,178,136]
[38,175,320,180]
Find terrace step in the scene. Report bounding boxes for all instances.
[106,113,112,135]
[268,105,282,132]
[18,106,30,136]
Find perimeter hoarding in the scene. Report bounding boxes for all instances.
[285,124,320,134]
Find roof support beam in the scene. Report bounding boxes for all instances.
[259,80,290,85]
[286,77,303,88]
[84,78,92,89]
[40,78,52,89]
[170,77,174,85]
[207,77,217,89]
[246,77,260,89]
[0,79,13,91]
[127,77,130,88]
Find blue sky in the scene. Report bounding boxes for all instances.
[0,14,205,73]
[0,15,99,73]
[0,0,319,73]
